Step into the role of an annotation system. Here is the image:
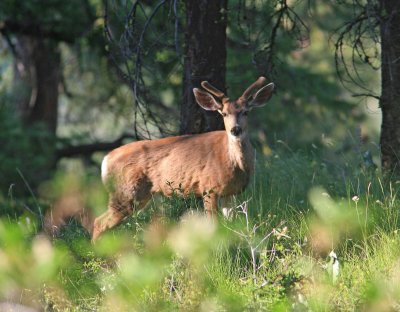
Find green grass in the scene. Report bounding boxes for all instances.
[1,150,400,311]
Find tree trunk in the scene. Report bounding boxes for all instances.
[380,1,400,174]
[180,0,227,135]
[13,36,61,135]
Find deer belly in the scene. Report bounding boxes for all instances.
[152,158,250,197]
[154,168,222,198]
[157,176,205,197]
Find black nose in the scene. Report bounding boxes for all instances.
[231,126,242,137]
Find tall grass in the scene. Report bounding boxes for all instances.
[1,149,400,311]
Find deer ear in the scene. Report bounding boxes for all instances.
[193,88,222,111]
[248,83,275,108]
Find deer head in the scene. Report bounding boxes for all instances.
[193,77,275,140]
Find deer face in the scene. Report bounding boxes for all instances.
[193,77,275,140]
[219,99,249,139]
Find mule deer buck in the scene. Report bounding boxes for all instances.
[92,77,275,241]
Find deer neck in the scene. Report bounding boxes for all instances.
[226,133,254,172]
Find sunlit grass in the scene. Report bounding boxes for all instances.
[1,150,400,311]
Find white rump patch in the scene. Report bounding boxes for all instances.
[101,155,109,183]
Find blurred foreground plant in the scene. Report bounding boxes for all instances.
[2,153,400,310]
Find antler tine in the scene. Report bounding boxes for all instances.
[201,81,225,99]
[240,76,267,100]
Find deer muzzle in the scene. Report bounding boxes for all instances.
[230,126,242,137]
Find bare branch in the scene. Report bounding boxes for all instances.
[56,133,136,159]
[333,1,381,95]
[104,0,176,140]
[352,93,380,100]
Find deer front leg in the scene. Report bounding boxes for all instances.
[92,197,148,242]
[203,193,218,219]
[92,208,126,242]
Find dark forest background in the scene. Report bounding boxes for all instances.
[1,0,391,199]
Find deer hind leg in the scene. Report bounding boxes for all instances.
[203,192,219,219]
[92,195,148,242]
